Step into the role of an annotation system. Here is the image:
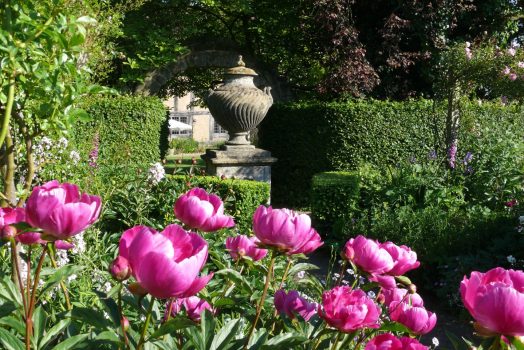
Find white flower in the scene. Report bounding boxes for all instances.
[67,274,78,283]
[103,282,112,293]
[58,137,69,150]
[56,250,69,267]
[432,337,439,347]
[507,255,517,264]
[367,291,376,299]
[508,47,517,56]
[296,271,305,279]
[147,162,165,185]
[346,269,355,275]
[72,233,86,255]
[69,150,80,165]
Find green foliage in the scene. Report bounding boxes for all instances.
[169,138,200,154]
[311,172,360,233]
[259,98,524,207]
[73,95,167,169]
[258,99,443,207]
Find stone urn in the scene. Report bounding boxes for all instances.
[205,56,273,146]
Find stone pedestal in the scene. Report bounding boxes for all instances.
[202,146,277,183]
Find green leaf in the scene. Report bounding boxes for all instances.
[38,318,71,349]
[0,316,25,336]
[261,332,307,349]
[94,330,121,343]
[40,265,83,297]
[214,269,253,294]
[150,317,195,339]
[511,336,524,350]
[71,307,110,329]
[248,328,268,350]
[0,301,17,317]
[210,318,241,350]
[0,277,23,308]
[287,263,319,278]
[0,327,24,350]
[50,334,89,350]
[75,16,97,25]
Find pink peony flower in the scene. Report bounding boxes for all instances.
[0,207,25,229]
[343,235,394,275]
[380,242,420,276]
[370,274,397,289]
[380,288,424,308]
[174,188,235,232]
[389,301,437,335]
[365,334,429,350]
[400,337,429,350]
[117,224,212,299]
[274,289,317,321]
[167,296,215,322]
[25,180,101,240]
[460,267,524,336]
[504,199,518,208]
[253,206,323,255]
[319,286,380,332]
[225,235,267,261]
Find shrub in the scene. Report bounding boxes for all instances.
[73,95,167,170]
[169,137,199,153]
[311,171,360,233]
[101,171,270,234]
[258,99,523,207]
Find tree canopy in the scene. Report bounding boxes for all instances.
[102,0,523,100]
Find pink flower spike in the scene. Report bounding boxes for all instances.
[225,235,267,261]
[343,235,394,275]
[460,267,524,336]
[253,206,323,255]
[25,181,101,240]
[174,188,234,232]
[274,289,317,321]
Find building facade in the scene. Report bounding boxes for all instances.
[164,93,228,143]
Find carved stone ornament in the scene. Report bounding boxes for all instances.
[204,56,273,146]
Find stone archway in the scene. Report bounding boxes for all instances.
[134,49,292,102]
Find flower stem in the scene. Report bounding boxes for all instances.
[137,297,155,350]
[26,245,47,350]
[278,257,292,290]
[47,245,72,310]
[118,286,129,349]
[331,332,342,350]
[244,251,276,349]
[336,261,347,286]
[9,239,27,314]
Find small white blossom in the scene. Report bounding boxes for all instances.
[67,274,77,284]
[147,162,165,185]
[296,271,305,279]
[346,269,355,275]
[103,282,112,293]
[103,312,110,320]
[432,338,439,347]
[57,137,69,150]
[56,250,69,267]
[69,150,80,165]
[71,233,86,255]
[507,255,517,264]
[367,291,376,299]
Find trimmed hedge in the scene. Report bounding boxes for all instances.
[258,99,523,207]
[73,95,167,169]
[311,172,360,232]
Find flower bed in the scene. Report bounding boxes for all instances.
[0,182,522,349]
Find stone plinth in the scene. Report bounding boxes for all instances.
[202,146,277,183]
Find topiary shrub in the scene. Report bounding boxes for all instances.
[73,95,167,170]
[311,171,360,236]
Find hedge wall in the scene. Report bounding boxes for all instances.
[73,95,167,169]
[311,171,360,233]
[258,99,522,207]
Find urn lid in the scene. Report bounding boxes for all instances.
[226,56,258,76]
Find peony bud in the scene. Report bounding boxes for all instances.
[110,256,131,281]
[1,225,17,241]
[121,316,130,331]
